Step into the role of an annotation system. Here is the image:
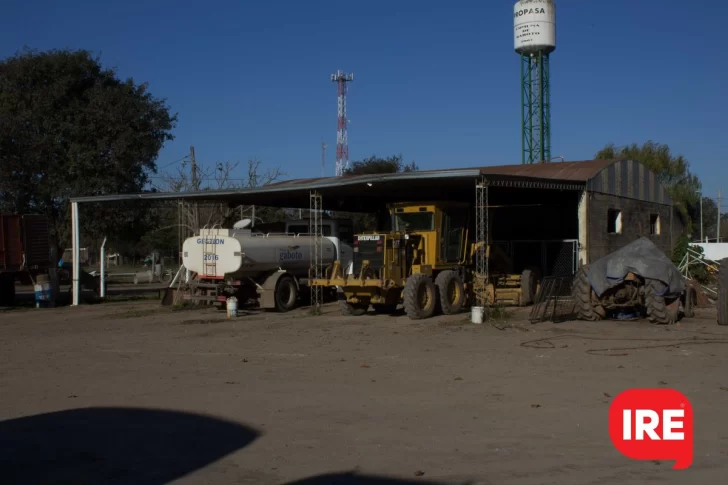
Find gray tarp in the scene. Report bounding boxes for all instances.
[584,237,685,297]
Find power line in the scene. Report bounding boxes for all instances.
[157,154,189,170]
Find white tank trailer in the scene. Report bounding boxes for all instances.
[182,218,354,311]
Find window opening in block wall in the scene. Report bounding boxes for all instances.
[650,214,660,235]
[607,209,622,234]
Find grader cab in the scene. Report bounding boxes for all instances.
[311,201,540,320]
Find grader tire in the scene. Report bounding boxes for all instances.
[339,299,368,316]
[645,278,678,325]
[403,273,437,320]
[435,270,465,315]
[572,268,603,321]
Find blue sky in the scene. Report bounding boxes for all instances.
[2,0,725,200]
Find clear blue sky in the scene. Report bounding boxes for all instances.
[2,0,726,200]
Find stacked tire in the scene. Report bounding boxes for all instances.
[718,258,728,326]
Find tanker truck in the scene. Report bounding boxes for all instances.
[181,218,354,311]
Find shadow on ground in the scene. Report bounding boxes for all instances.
[0,407,260,485]
[284,472,474,484]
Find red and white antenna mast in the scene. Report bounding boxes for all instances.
[331,70,353,176]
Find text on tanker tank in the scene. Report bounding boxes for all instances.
[279,248,304,262]
[196,238,225,244]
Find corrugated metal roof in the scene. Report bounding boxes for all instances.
[478,159,615,182]
[69,159,642,207]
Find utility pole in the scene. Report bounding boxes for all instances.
[190,146,199,191]
[700,194,703,242]
[189,145,199,233]
[718,190,722,243]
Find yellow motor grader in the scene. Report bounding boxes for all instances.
[310,201,540,320]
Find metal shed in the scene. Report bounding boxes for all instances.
[69,159,680,305]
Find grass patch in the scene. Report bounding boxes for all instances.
[171,301,198,312]
[308,305,324,316]
[484,305,511,322]
[180,318,228,325]
[462,305,513,324]
[110,307,171,319]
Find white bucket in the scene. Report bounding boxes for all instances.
[471,306,484,324]
[226,297,238,318]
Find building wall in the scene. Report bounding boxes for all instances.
[586,192,682,263]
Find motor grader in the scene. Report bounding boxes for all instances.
[310,201,540,320]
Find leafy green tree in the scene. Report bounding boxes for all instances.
[344,154,418,176]
[595,141,701,232]
[0,48,176,258]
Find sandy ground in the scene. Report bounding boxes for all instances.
[1,299,727,485]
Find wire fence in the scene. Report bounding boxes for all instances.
[529,275,577,323]
[493,239,579,278]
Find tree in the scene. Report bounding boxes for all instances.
[344,154,418,176]
[159,158,287,236]
[595,141,701,232]
[340,154,419,232]
[0,48,176,258]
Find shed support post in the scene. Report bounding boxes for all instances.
[100,237,107,298]
[71,201,80,306]
[475,178,489,311]
[578,190,588,267]
[309,191,323,312]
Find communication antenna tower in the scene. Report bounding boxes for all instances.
[331,70,354,176]
[514,0,556,163]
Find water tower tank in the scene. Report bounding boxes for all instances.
[514,0,556,55]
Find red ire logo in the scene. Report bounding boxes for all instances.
[609,389,693,469]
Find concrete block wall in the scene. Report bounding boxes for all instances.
[586,192,682,263]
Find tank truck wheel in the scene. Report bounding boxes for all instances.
[645,278,678,325]
[403,273,437,320]
[435,270,465,315]
[340,300,368,316]
[572,267,603,321]
[274,275,298,312]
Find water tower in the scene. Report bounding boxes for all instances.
[514,0,556,164]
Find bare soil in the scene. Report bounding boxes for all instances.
[1,300,727,485]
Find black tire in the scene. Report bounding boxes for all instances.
[403,273,437,320]
[645,278,678,325]
[0,273,16,307]
[435,270,465,315]
[274,276,298,312]
[519,268,537,306]
[683,287,696,318]
[571,267,603,321]
[159,271,173,285]
[719,258,728,325]
[372,303,397,314]
[339,299,368,316]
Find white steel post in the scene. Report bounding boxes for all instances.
[100,237,107,298]
[71,201,80,306]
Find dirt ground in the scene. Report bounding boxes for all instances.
[1,299,727,485]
